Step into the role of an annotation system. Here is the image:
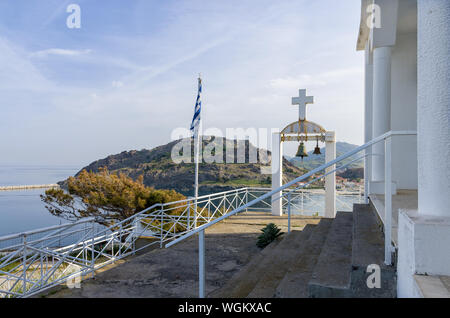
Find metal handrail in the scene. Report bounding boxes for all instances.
[0,217,95,242]
[281,154,367,234]
[275,154,368,202]
[1,187,248,245]
[166,130,415,248]
[165,130,416,298]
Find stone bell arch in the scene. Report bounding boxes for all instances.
[271,89,336,218]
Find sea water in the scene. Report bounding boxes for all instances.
[0,165,79,236]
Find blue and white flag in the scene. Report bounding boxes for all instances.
[190,77,202,135]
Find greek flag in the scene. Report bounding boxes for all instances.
[190,77,202,134]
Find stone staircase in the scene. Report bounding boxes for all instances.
[209,203,397,298]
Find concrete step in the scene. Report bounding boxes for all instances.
[352,204,385,267]
[351,204,396,298]
[208,225,315,298]
[308,212,353,298]
[273,219,333,298]
[245,224,318,298]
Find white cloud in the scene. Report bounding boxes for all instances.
[30,48,92,58]
[122,36,230,88]
[0,37,55,92]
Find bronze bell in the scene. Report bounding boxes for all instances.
[313,139,321,155]
[295,142,308,160]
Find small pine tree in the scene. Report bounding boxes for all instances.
[256,223,283,248]
[41,167,185,226]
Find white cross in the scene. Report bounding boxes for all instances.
[292,89,314,121]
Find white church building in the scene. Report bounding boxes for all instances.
[357,0,450,297]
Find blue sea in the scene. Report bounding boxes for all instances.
[0,165,80,237]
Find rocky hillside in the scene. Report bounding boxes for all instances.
[70,137,307,197]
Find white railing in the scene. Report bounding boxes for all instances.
[0,186,361,298]
[0,187,248,297]
[165,130,417,297]
[0,130,415,298]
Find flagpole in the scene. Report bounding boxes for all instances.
[194,124,200,228]
[193,75,202,229]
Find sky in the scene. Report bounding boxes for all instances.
[0,0,364,168]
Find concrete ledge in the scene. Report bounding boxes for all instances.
[369,194,398,246]
[401,210,450,275]
[398,209,450,297]
[369,190,418,248]
[414,275,450,298]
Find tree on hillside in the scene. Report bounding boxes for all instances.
[40,167,185,226]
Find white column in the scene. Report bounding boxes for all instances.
[271,133,283,216]
[364,42,374,202]
[417,1,450,217]
[372,46,391,182]
[397,1,450,297]
[325,131,336,218]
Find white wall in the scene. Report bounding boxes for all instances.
[390,32,418,190]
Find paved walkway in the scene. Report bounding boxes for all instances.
[42,212,321,298]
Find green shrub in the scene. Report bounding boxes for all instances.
[41,167,185,227]
[256,223,283,248]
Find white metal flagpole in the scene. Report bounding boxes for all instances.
[191,75,202,229]
[194,123,200,228]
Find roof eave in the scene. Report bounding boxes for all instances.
[356,0,371,51]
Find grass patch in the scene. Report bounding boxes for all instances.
[0,260,21,273]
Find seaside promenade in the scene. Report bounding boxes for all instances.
[0,184,59,191]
